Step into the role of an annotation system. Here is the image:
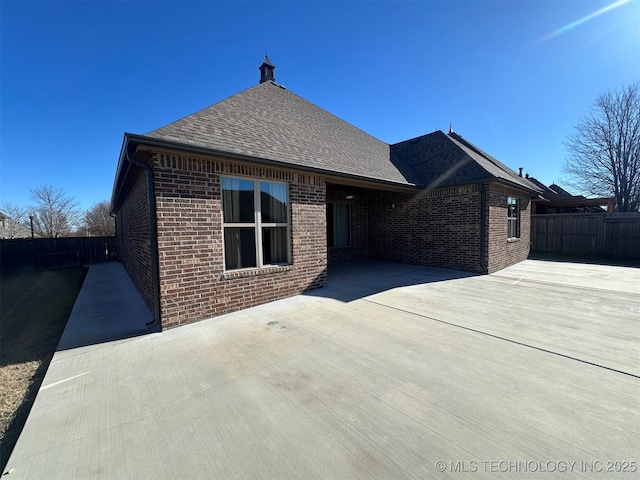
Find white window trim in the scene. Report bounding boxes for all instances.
[221,176,291,271]
[507,196,520,239]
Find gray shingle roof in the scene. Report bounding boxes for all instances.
[141,81,539,193]
[391,131,541,192]
[448,132,541,192]
[548,183,578,197]
[526,176,550,193]
[145,81,412,185]
[527,176,565,200]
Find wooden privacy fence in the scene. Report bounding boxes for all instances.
[531,213,640,259]
[0,236,118,273]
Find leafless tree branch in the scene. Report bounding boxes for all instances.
[84,201,115,236]
[30,185,81,238]
[563,83,640,212]
[0,203,29,238]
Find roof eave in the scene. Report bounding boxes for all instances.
[532,197,613,207]
[110,135,132,214]
[485,176,542,195]
[127,133,419,190]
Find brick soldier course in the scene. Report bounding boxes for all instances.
[111,56,540,329]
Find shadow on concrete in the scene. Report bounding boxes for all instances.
[529,252,640,269]
[306,260,478,303]
[58,329,153,352]
[58,261,477,349]
[56,262,155,351]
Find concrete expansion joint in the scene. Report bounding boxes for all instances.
[490,274,640,296]
[362,298,640,380]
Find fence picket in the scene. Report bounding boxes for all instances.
[0,237,119,273]
[531,213,640,260]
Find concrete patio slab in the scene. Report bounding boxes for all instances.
[4,260,639,479]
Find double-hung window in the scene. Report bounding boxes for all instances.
[222,177,290,270]
[507,196,520,239]
[327,203,351,248]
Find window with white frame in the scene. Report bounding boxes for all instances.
[327,203,351,247]
[507,196,520,239]
[222,177,290,270]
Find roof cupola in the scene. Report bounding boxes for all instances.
[259,55,275,84]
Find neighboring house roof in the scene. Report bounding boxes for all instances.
[0,210,31,239]
[145,81,411,186]
[528,177,611,212]
[547,183,575,197]
[529,177,587,201]
[526,176,551,195]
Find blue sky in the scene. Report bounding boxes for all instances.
[2,1,639,213]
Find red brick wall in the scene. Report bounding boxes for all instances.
[116,168,155,314]
[152,153,327,329]
[369,185,483,272]
[116,156,532,329]
[326,190,369,263]
[486,183,531,273]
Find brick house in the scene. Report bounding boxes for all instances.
[111,57,540,330]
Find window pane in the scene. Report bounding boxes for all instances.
[222,178,254,223]
[334,203,351,247]
[507,196,520,238]
[260,182,287,223]
[507,197,515,218]
[262,227,288,264]
[224,227,256,269]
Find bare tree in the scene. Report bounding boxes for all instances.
[563,83,640,212]
[0,203,29,238]
[30,185,81,238]
[85,201,115,236]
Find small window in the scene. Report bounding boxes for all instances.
[327,203,351,247]
[507,196,520,239]
[222,177,290,270]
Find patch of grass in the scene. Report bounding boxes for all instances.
[0,267,87,472]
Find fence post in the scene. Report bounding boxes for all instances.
[596,214,606,255]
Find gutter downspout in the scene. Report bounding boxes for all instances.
[479,183,488,274]
[125,149,161,330]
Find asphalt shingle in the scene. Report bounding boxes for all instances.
[142,81,540,193]
[145,81,412,185]
[391,131,541,192]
